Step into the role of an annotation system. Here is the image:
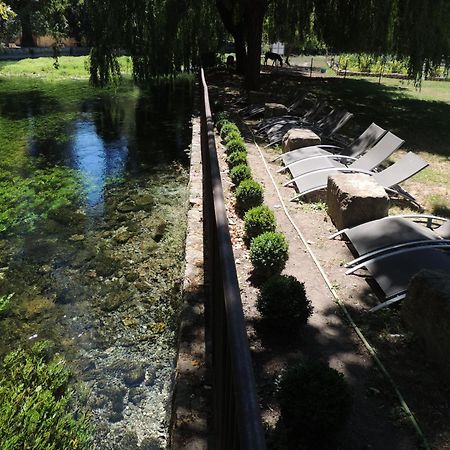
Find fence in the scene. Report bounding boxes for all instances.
[199,67,266,450]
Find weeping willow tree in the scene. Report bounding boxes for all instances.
[266,0,450,83]
[86,0,225,85]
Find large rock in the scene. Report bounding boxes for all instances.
[326,174,389,230]
[401,270,450,374]
[263,102,289,118]
[282,128,321,152]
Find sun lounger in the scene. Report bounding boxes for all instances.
[329,215,450,273]
[274,122,387,166]
[358,247,450,311]
[287,151,428,203]
[283,132,404,186]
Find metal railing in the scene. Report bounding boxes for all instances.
[199,68,266,450]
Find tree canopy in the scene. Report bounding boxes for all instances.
[2,0,450,87]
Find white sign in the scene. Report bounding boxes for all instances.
[271,42,285,56]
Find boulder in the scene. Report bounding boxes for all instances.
[282,128,321,152]
[326,174,389,230]
[263,103,289,118]
[401,270,450,374]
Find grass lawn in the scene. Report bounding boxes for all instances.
[297,74,450,214]
[0,55,133,79]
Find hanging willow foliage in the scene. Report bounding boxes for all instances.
[266,0,450,83]
[86,0,225,86]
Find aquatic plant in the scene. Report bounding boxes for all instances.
[0,293,14,318]
[0,340,92,449]
[0,165,83,234]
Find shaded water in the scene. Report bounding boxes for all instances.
[0,78,194,448]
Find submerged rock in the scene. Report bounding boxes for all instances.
[123,363,146,387]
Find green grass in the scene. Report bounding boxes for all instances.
[0,56,133,79]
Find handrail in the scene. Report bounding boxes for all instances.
[199,67,266,450]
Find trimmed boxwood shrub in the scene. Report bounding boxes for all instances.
[277,361,352,446]
[244,205,276,241]
[235,179,264,212]
[249,231,288,277]
[257,275,312,331]
[227,150,247,169]
[230,164,252,187]
[226,138,247,155]
[224,130,243,144]
[220,122,240,139]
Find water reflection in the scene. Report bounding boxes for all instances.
[71,120,128,210]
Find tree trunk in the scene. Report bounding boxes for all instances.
[234,29,247,75]
[244,6,265,90]
[20,11,35,47]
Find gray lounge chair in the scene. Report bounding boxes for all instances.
[287,151,428,203]
[329,215,450,273]
[275,122,387,166]
[357,247,450,311]
[283,132,404,186]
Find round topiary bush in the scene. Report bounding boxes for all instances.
[277,361,352,446]
[235,179,264,212]
[230,164,252,187]
[220,122,240,139]
[244,205,276,241]
[224,130,243,145]
[227,150,247,169]
[249,231,288,277]
[226,138,247,155]
[257,275,312,331]
[216,118,230,132]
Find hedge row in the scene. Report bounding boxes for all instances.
[215,113,351,446]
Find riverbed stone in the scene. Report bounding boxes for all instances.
[401,270,450,375]
[123,363,146,387]
[326,173,389,230]
[133,193,154,211]
[282,128,321,152]
[263,102,289,118]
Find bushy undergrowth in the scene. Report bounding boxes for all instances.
[277,361,352,446]
[244,205,276,241]
[257,275,312,331]
[250,231,288,277]
[0,293,14,318]
[235,179,264,212]
[0,341,91,449]
[230,164,252,187]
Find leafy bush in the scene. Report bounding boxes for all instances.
[277,361,352,445]
[230,164,252,186]
[227,150,247,169]
[215,111,229,126]
[244,205,276,241]
[220,122,240,139]
[235,179,264,212]
[0,341,92,449]
[257,275,312,331]
[223,130,243,145]
[250,231,288,277]
[216,118,231,132]
[226,138,247,155]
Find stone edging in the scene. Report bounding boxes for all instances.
[170,117,208,449]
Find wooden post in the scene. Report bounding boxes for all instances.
[310,57,313,78]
